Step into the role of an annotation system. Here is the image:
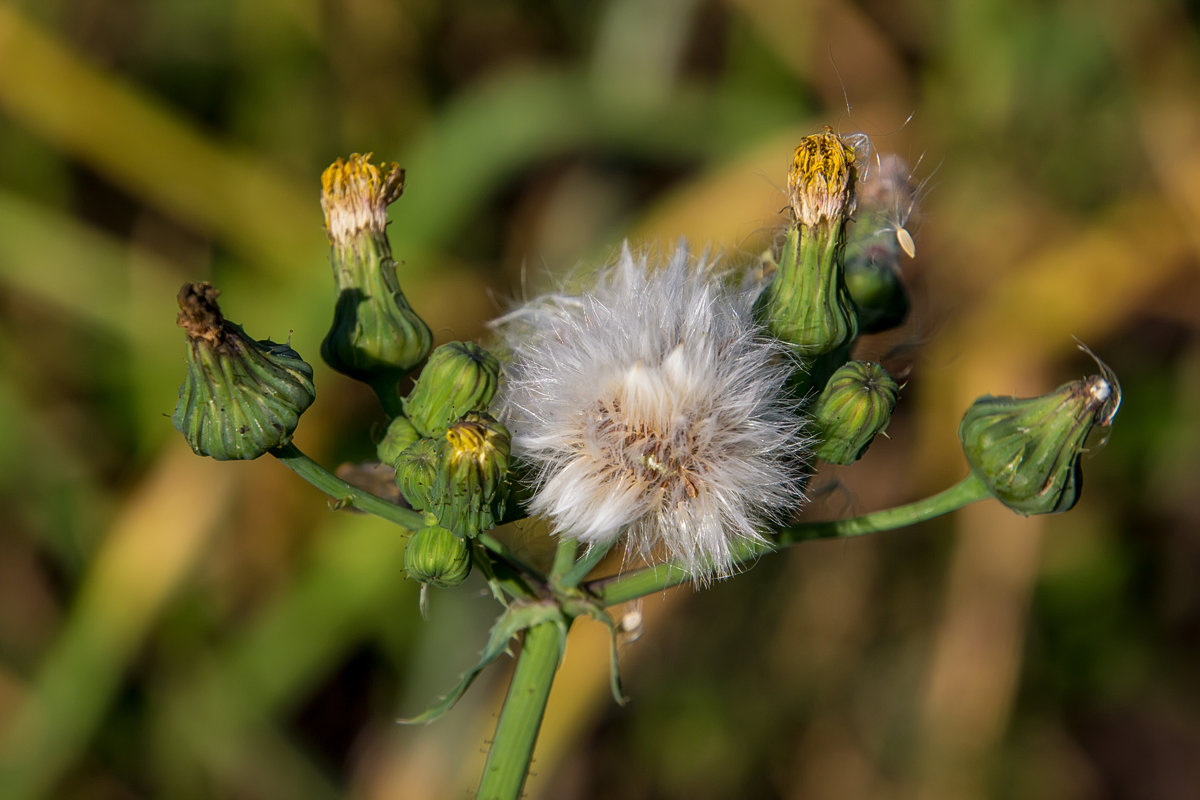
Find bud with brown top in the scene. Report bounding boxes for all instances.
[172,282,315,460]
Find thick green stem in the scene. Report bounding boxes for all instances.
[589,473,991,606]
[269,443,426,530]
[475,621,565,800]
[549,537,579,583]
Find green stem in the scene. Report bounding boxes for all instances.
[549,537,579,583]
[269,443,426,530]
[559,540,616,589]
[475,620,565,800]
[589,473,991,606]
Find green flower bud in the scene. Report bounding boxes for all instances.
[959,362,1120,515]
[394,437,441,512]
[376,414,421,466]
[843,154,917,334]
[433,412,511,538]
[319,154,432,401]
[404,525,471,588]
[812,361,900,464]
[756,131,860,357]
[843,249,909,334]
[172,283,315,460]
[402,341,501,437]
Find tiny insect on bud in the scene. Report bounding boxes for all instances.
[404,524,472,588]
[172,282,315,460]
[811,361,900,464]
[959,355,1120,515]
[403,341,501,437]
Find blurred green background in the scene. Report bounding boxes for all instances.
[2,0,1199,798]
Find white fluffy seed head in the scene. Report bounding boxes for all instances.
[491,242,811,581]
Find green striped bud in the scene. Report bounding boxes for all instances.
[172,283,314,460]
[394,437,441,512]
[959,367,1120,515]
[812,361,899,464]
[434,412,511,538]
[403,341,501,437]
[376,414,420,467]
[404,525,471,588]
[319,155,432,407]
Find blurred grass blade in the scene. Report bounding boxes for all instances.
[0,448,236,799]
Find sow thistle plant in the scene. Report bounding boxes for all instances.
[173,139,1120,799]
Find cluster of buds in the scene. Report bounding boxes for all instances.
[170,135,1119,610]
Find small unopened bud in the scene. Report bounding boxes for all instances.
[812,361,900,464]
[377,414,421,467]
[843,254,910,334]
[959,359,1120,515]
[404,524,471,588]
[403,341,501,437]
[172,283,315,460]
[394,437,441,512]
[320,154,432,399]
[787,129,859,227]
[435,412,511,538]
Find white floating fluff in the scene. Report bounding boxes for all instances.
[492,242,811,580]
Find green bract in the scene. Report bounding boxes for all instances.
[812,361,899,465]
[172,283,315,461]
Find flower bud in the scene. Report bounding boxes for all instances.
[402,341,501,437]
[404,524,471,588]
[959,363,1120,515]
[172,282,315,460]
[376,414,421,467]
[811,361,899,464]
[843,154,917,334]
[786,129,859,228]
[394,437,441,512]
[843,250,909,334]
[756,131,861,356]
[434,412,511,538]
[319,154,432,398]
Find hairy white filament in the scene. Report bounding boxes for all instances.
[493,242,811,580]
